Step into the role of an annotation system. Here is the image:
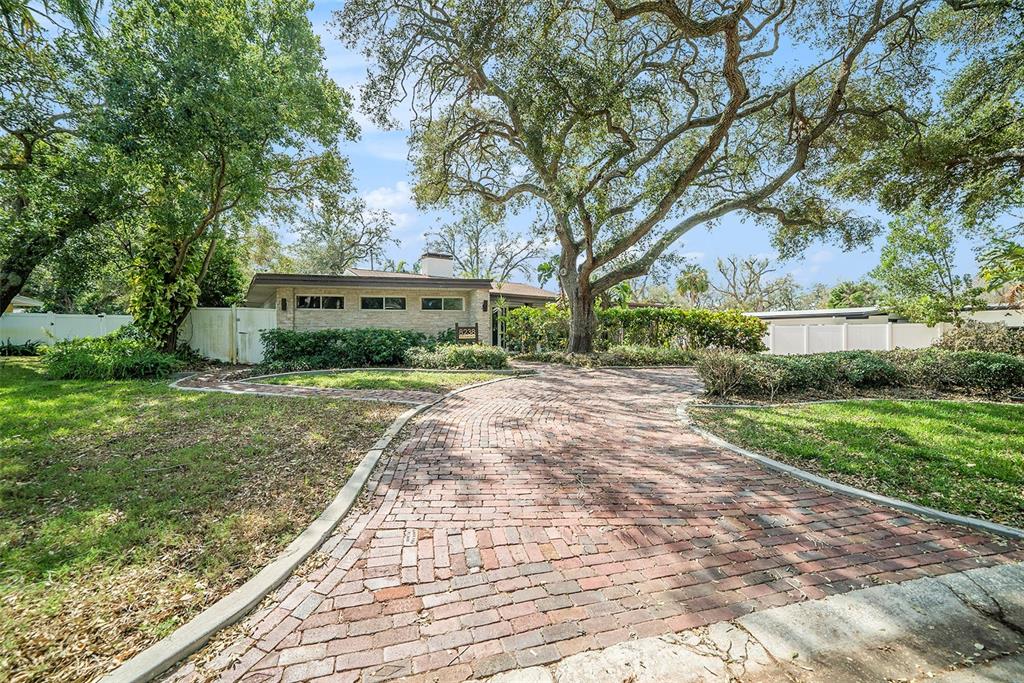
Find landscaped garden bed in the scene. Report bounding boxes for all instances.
[0,358,404,682]
[688,400,1024,528]
[256,368,509,392]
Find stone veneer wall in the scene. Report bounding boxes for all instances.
[274,285,492,344]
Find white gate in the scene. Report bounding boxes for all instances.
[181,307,276,364]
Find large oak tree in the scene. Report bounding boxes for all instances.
[337,0,966,351]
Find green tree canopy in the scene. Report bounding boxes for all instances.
[872,207,983,325]
[338,0,982,351]
[99,0,357,348]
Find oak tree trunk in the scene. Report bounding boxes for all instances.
[566,280,597,354]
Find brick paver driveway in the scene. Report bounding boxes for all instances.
[172,367,1023,683]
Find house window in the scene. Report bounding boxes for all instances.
[421,297,464,311]
[296,295,344,310]
[322,296,344,310]
[361,296,406,310]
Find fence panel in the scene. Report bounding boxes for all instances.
[236,307,276,364]
[847,324,889,351]
[767,322,945,355]
[180,307,275,364]
[0,312,133,345]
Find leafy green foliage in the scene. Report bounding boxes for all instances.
[871,208,983,324]
[502,304,766,354]
[696,349,1024,398]
[100,0,356,347]
[337,0,939,351]
[404,344,509,370]
[42,330,183,379]
[690,400,1024,527]
[933,321,1024,355]
[260,328,430,371]
[828,280,880,308]
[197,240,246,308]
[0,340,40,356]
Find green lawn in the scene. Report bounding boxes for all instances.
[258,369,506,392]
[689,400,1024,528]
[0,358,403,682]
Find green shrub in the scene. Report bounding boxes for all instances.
[43,331,183,380]
[502,304,767,353]
[405,344,509,369]
[261,328,430,370]
[1,339,41,356]
[933,321,1024,355]
[894,348,1024,394]
[519,344,698,367]
[502,304,570,353]
[697,348,1024,398]
[599,307,767,352]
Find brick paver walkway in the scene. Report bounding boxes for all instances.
[169,367,1024,683]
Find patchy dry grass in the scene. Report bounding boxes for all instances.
[0,358,403,682]
[690,400,1024,528]
[257,369,505,393]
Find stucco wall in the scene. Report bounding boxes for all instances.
[274,285,492,344]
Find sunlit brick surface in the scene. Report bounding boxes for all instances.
[167,367,1023,683]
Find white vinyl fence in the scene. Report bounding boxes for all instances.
[1,306,276,364]
[0,312,132,346]
[179,306,276,364]
[766,322,949,355]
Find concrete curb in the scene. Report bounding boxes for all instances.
[100,374,517,683]
[677,401,1024,541]
[242,366,531,384]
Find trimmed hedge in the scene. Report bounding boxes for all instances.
[696,349,1024,398]
[43,331,183,380]
[519,344,698,368]
[405,344,508,369]
[599,307,766,352]
[933,321,1024,356]
[502,304,766,354]
[261,328,429,371]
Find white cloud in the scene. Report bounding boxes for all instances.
[364,181,416,230]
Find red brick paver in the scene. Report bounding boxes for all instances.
[168,367,1024,683]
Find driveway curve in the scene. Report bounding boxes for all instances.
[167,367,1024,683]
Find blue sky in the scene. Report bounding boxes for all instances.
[306,2,981,288]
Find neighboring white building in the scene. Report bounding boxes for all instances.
[746,304,1024,327]
[744,305,1023,355]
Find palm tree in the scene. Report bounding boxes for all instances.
[2,0,96,41]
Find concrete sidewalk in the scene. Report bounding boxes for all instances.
[490,561,1024,682]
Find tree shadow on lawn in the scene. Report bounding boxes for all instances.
[0,359,404,681]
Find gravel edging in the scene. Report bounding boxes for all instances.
[677,401,1024,542]
[99,374,517,683]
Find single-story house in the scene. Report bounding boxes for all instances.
[243,253,558,346]
[4,294,44,314]
[746,305,1024,328]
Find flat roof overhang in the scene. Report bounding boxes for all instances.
[245,273,495,307]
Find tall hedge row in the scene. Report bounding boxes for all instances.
[502,304,767,353]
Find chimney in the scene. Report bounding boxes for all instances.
[420,252,454,278]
